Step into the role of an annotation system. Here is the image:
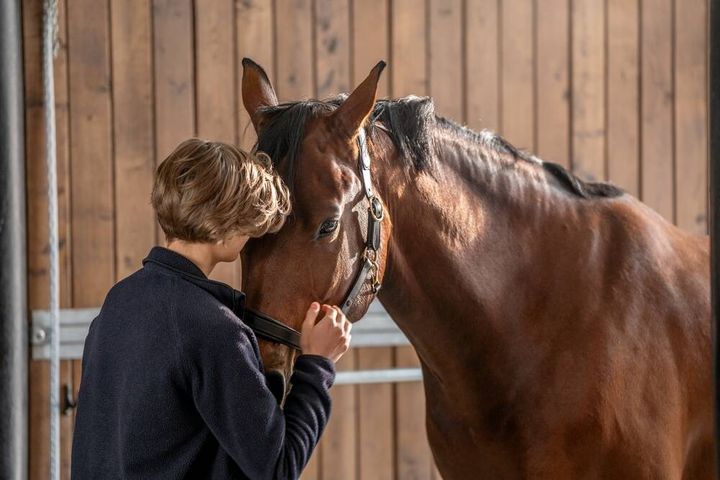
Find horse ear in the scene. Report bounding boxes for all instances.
[241,57,278,132]
[333,61,386,138]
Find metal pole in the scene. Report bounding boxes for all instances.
[711,0,720,473]
[0,0,28,479]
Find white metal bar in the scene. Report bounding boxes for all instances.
[334,368,423,385]
[31,303,412,360]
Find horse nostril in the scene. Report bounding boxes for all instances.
[265,369,286,404]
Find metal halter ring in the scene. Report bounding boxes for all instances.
[369,196,384,221]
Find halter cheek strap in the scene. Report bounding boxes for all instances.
[340,127,384,313]
[244,127,384,350]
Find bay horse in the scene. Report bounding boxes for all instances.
[240,58,714,479]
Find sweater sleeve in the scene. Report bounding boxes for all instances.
[182,311,335,480]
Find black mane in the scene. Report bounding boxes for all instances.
[255,95,623,199]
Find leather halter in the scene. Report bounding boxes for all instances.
[244,127,384,351]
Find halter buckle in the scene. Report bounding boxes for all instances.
[369,196,384,221]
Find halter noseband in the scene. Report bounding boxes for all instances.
[244,127,384,350]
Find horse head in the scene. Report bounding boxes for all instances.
[240,58,393,391]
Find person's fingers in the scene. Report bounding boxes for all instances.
[322,304,338,327]
[332,306,351,335]
[301,302,321,338]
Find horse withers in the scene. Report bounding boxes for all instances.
[240,58,714,479]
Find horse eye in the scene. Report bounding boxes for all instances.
[318,219,339,238]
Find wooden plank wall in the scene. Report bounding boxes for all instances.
[22,0,707,478]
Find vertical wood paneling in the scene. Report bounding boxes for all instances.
[501,0,534,150]
[572,0,606,181]
[236,0,274,152]
[24,10,48,473]
[52,5,75,476]
[465,0,499,131]
[153,0,196,244]
[395,348,433,480]
[315,0,350,98]
[674,0,708,234]
[641,0,674,220]
[194,0,239,286]
[607,0,640,196]
[352,0,389,96]
[536,0,570,167]
[24,0,74,477]
[429,0,463,122]
[276,0,313,101]
[23,1,711,477]
[111,0,155,280]
[195,0,236,146]
[357,349,394,480]
[67,0,114,477]
[319,354,357,479]
[391,0,427,96]
[68,0,114,307]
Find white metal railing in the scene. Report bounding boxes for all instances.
[31,301,422,385]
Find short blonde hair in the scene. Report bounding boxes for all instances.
[151,138,290,242]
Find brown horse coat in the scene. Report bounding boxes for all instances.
[240,59,714,479]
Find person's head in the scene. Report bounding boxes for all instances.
[151,138,291,261]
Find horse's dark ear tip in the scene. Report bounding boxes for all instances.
[242,57,257,69]
[376,60,387,74]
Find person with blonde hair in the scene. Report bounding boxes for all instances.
[71,138,351,479]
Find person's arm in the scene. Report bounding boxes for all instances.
[183,315,333,480]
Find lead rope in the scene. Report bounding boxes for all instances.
[42,0,61,478]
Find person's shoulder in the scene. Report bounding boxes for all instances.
[173,287,261,368]
[172,281,254,343]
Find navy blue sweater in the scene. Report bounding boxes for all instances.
[71,247,335,479]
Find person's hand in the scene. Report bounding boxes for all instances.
[300,302,352,363]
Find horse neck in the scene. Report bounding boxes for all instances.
[373,127,582,387]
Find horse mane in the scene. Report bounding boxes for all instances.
[255,95,623,200]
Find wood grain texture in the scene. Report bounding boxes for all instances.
[391,0,427,97]
[318,352,357,480]
[275,0,313,101]
[67,0,115,307]
[352,0,389,96]
[536,0,570,167]
[357,348,395,480]
[111,0,155,280]
[571,0,606,181]
[314,0,350,98]
[67,4,115,477]
[674,0,708,234]
[395,346,434,480]
[501,0,534,150]
[465,0,500,131]
[429,0,463,122]
[640,0,674,220]
[607,0,640,196]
